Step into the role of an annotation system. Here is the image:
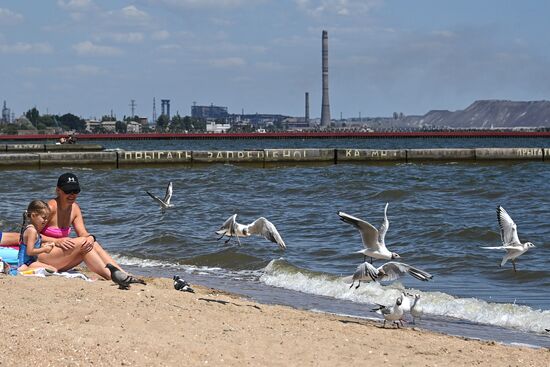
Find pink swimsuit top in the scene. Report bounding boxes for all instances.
[41,226,72,238]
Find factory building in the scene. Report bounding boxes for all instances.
[191,104,229,120]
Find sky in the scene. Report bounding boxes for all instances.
[1,0,550,121]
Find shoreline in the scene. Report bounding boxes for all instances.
[1,274,548,366]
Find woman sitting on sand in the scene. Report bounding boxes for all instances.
[35,172,124,280]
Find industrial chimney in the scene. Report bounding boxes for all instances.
[305,92,310,126]
[320,30,331,128]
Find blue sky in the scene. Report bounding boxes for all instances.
[1,0,549,120]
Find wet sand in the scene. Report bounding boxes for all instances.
[0,275,548,366]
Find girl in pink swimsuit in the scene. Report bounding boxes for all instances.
[37,172,124,280]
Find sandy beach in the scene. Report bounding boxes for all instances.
[0,274,548,366]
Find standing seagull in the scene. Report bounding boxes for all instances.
[146,181,173,209]
[481,206,535,272]
[338,203,400,262]
[409,293,423,324]
[372,295,405,328]
[347,261,433,289]
[106,264,147,290]
[216,214,286,250]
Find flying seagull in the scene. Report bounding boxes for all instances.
[216,214,286,250]
[481,206,535,272]
[347,261,433,289]
[146,181,173,209]
[372,294,405,328]
[338,203,400,263]
[105,264,147,290]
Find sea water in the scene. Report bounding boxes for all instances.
[1,138,549,347]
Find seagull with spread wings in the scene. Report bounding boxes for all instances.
[346,261,433,289]
[146,181,173,209]
[216,214,286,250]
[481,206,535,272]
[338,203,400,262]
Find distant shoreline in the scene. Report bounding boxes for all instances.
[1,130,550,141]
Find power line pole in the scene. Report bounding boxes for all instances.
[152,98,157,123]
[129,99,136,118]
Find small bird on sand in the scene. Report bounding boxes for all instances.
[105,264,146,290]
[372,294,405,328]
[173,275,194,293]
[216,214,286,250]
[146,181,173,209]
[481,206,535,272]
[338,203,400,263]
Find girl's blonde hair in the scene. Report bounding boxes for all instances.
[19,200,50,243]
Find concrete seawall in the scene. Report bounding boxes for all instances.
[0,147,548,169]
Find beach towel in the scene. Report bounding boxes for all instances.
[19,267,92,281]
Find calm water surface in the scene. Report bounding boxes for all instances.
[1,138,549,346]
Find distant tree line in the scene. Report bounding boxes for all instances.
[0,107,212,134]
[0,107,86,134]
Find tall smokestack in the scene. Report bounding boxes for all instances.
[305,92,310,126]
[320,30,331,128]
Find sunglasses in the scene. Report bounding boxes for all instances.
[62,188,81,195]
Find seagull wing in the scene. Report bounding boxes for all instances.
[497,206,521,246]
[247,217,286,250]
[352,262,379,282]
[146,191,168,208]
[378,203,390,245]
[216,214,238,236]
[338,211,380,251]
[378,261,433,282]
[163,182,173,205]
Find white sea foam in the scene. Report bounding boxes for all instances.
[113,254,263,279]
[260,260,550,334]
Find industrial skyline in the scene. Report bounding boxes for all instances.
[2,1,550,120]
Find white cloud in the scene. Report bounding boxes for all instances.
[255,61,287,72]
[55,64,106,76]
[151,30,170,41]
[432,30,455,39]
[158,43,182,50]
[120,5,149,21]
[73,41,122,56]
[147,0,257,9]
[295,0,381,16]
[57,0,95,11]
[208,57,246,68]
[103,5,150,26]
[0,8,23,25]
[94,32,144,44]
[0,42,52,54]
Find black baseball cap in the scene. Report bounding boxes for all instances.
[57,172,81,193]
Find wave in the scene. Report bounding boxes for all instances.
[259,259,550,334]
[113,253,264,279]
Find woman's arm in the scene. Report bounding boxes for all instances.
[71,204,95,253]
